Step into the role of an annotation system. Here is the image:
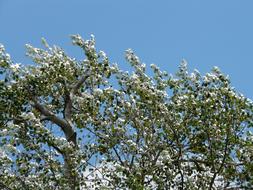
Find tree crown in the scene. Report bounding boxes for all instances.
[1,35,253,189]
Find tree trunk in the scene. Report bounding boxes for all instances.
[64,132,78,190]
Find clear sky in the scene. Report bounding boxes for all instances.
[0,0,253,98]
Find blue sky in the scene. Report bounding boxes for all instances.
[0,0,253,98]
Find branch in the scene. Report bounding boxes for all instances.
[31,98,75,144]
[72,74,89,95]
[208,115,233,190]
[113,147,125,167]
[48,142,64,155]
[40,115,51,122]
[33,99,68,130]
[208,132,230,190]
[64,72,89,123]
[29,71,89,145]
[63,91,72,123]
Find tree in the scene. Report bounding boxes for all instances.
[0,35,253,190]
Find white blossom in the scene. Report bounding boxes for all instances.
[10,63,20,72]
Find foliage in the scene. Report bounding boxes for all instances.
[0,35,253,189]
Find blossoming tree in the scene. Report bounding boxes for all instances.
[0,35,253,189]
